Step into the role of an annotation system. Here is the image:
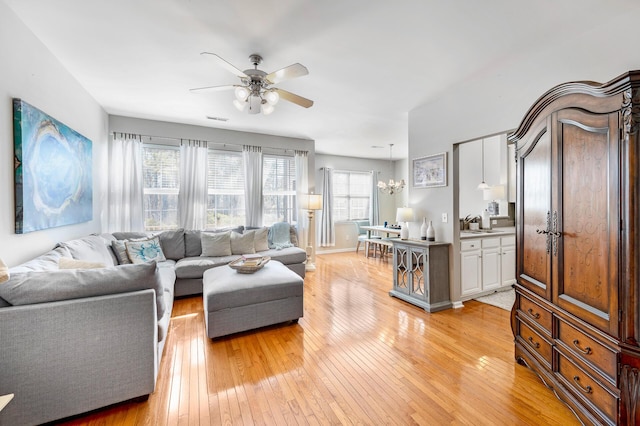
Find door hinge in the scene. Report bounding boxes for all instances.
[619,309,624,321]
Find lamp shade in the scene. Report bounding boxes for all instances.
[396,207,414,223]
[484,185,505,201]
[301,194,323,210]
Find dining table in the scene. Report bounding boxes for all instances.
[359,225,402,257]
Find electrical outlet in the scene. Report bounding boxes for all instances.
[491,219,497,225]
[345,235,350,240]
[442,213,448,223]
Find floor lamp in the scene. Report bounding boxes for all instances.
[301,193,323,271]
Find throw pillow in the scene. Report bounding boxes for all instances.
[231,230,256,255]
[254,227,270,252]
[125,236,167,264]
[156,228,185,260]
[58,257,105,270]
[111,240,132,265]
[289,225,299,247]
[57,235,116,267]
[201,231,232,257]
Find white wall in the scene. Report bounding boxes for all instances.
[0,2,108,266]
[458,134,508,220]
[315,154,403,252]
[408,16,640,304]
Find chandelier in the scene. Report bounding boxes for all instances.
[378,143,406,195]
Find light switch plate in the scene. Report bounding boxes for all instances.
[442,213,448,223]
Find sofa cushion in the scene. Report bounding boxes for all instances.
[231,230,255,255]
[126,236,167,264]
[156,228,185,260]
[185,226,244,257]
[10,246,71,273]
[112,231,148,240]
[258,246,307,265]
[174,256,240,279]
[57,235,116,267]
[0,262,166,319]
[201,232,232,257]
[254,227,269,252]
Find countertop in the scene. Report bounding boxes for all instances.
[460,226,515,239]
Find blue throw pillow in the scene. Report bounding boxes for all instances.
[125,236,166,264]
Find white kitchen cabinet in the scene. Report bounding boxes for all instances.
[460,240,482,297]
[460,234,515,299]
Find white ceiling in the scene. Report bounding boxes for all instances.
[5,0,640,159]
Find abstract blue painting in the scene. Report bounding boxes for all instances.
[13,99,92,233]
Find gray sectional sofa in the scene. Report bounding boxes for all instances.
[0,225,306,426]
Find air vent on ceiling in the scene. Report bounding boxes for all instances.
[206,116,229,122]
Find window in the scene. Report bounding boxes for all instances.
[207,150,245,228]
[333,170,371,221]
[263,155,297,225]
[143,145,180,231]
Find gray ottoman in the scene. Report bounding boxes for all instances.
[203,260,304,338]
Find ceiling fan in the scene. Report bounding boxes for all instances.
[190,53,314,115]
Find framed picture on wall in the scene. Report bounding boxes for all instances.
[413,152,447,188]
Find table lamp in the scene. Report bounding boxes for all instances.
[396,207,414,240]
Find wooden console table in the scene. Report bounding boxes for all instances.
[390,240,452,312]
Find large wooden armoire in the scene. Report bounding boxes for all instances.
[510,71,640,425]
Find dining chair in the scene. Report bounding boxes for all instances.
[354,220,381,255]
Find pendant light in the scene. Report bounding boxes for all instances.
[477,139,490,190]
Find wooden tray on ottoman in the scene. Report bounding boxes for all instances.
[228,256,271,274]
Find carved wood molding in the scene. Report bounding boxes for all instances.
[621,364,640,425]
[622,88,640,136]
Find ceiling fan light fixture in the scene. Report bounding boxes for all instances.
[262,102,275,115]
[248,95,262,114]
[234,86,249,102]
[233,99,246,111]
[265,90,279,106]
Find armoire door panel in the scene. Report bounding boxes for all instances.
[519,124,552,300]
[553,109,619,336]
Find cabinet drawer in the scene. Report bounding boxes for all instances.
[460,240,481,251]
[557,351,617,423]
[518,320,552,365]
[481,237,500,248]
[500,235,515,246]
[557,319,617,381]
[518,295,552,333]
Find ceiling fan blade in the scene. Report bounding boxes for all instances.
[200,52,248,78]
[274,88,314,108]
[189,84,238,93]
[265,63,309,84]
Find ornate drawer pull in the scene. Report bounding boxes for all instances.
[573,376,593,394]
[572,339,592,355]
[527,308,540,319]
[527,336,540,348]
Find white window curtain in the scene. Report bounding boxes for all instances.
[320,167,335,247]
[294,150,309,248]
[179,139,208,230]
[107,133,144,232]
[370,170,380,226]
[243,145,263,227]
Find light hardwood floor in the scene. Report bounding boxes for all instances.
[61,252,579,425]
